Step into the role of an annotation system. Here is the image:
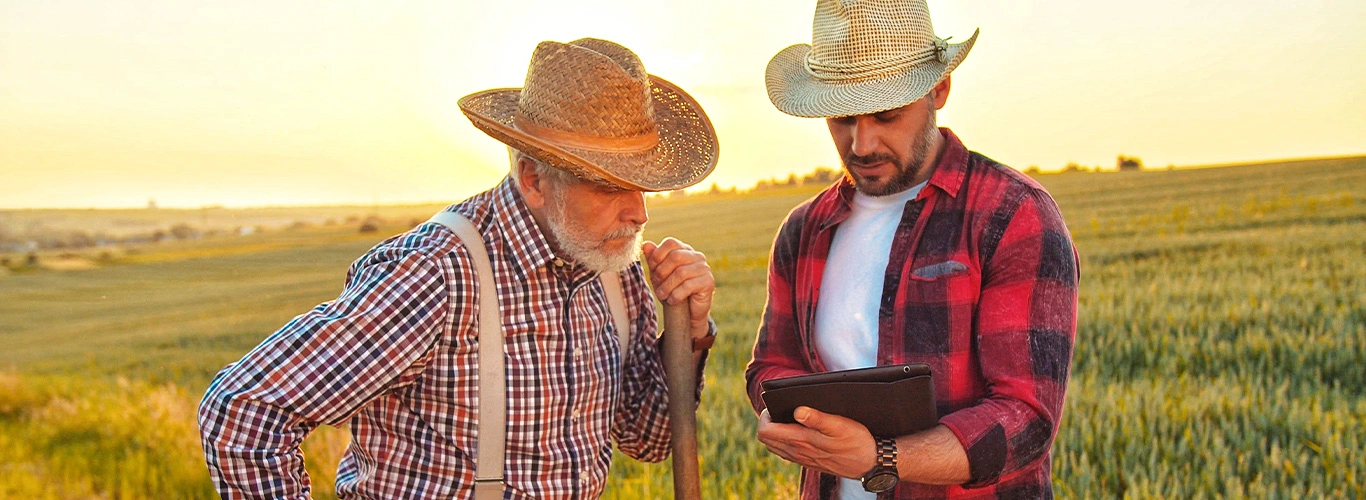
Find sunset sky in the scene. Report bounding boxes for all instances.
[3,0,1364,209]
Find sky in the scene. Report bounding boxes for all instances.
[2,0,1364,209]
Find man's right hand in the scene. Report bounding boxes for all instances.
[756,406,878,479]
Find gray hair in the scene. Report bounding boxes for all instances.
[509,148,577,190]
[508,147,618,191]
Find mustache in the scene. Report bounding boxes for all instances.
[843,152,899,168]
[604,224,644,240]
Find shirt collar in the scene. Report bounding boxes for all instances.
[489,177,559,273]
[815,127,968,230]
[927,127,968,199]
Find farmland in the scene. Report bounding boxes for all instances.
[1,156,1364,498]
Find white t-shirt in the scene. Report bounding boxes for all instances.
[813,180,926,500]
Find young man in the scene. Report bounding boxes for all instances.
[199,38,720,499]
[746,1,1080,498]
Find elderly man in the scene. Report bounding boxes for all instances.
[199,38,719,499]
[746,1,1079,498]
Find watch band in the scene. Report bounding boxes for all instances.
[692,333,716,352]
[861,437,899,493]
[875,437,898,469]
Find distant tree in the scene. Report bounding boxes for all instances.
[359,216,383,233]
[169,223,198,240]
[1117,155,1143,171]
[802,167,839,185]
[68,231,95,248]
[1024,165,1041,175]
[1061,162,1088,173]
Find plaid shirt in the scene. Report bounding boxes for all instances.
[199,177,697,499]
[745,129,1079,499]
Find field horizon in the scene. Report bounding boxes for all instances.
[3,153,1361,213]
[1,155,1363,498]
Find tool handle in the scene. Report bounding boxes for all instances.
[662,301,702,499]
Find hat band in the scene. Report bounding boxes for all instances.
[806,38,948,83]
[513,116,659,153]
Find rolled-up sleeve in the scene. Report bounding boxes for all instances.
[745,208,815,413]
[611,264,714,462]
[938,190,1079,487]
[197,247,450,499]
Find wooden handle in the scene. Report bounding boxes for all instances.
[662,301,702,499]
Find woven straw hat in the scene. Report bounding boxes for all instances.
[767,0,979,118]
[459,38,719,192]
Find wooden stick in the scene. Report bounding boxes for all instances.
[662,301,702,500]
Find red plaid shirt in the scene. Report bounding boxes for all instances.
[199,178,696,499]
[745,129,1079,499]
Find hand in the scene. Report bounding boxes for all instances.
[756,407,877,479]
[642,238,714,340]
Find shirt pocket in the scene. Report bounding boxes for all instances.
[909,260,970,281]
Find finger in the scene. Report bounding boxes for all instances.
[647,247,691,283]
[665,275,715,308]
[652,261,710,304]
[641,240,659,260]
[794,406,854,437]
[645,238,695,274]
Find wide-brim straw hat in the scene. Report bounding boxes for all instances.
[459,38,719,192]
[767,0,979,118]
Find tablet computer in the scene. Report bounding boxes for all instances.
[760,363,937,438]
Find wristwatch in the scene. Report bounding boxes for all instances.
[692,319,718,352]
[860,437,899,493]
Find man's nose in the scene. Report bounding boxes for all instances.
[620,191,648,225]
[849,116,880,157]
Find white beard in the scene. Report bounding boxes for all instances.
[543,190,643,274]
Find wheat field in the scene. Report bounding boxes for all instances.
[1,157,1363,498]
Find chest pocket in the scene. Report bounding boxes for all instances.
[903,258,975,305]
[910,260,969,281]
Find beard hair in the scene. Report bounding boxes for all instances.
[844,107,939,196]
[543,187,643,274]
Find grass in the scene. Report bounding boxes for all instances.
[0,156,1363,498]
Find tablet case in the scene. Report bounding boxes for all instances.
[760,364,937,438]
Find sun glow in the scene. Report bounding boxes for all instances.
[3,0,1363,208]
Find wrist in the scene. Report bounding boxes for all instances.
[861,437,899,493]
[691,318,717,352]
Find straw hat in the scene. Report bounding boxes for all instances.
[459,38,719,192]
[766,0,979,118]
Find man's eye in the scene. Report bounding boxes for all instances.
[875,113,898,123]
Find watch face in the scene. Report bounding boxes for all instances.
[864,471,898,493]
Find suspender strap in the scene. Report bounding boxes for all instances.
[427,211,631,499]
[428,212,506,500]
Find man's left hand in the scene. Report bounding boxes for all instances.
[642,237,714,340]
[757,406,877,479]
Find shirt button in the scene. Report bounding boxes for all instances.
[573,347,582,358]
[553,258,565,267]
[572,409,581,420]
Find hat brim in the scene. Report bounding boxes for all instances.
[765,29,978,118]
[458,76,719,192]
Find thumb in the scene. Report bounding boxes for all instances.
[794,406,831,432]
[641,241,658,259]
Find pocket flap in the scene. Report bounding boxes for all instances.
[911,260,968,280]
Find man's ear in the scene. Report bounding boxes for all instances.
[931,75,951,110]
[515,156,549,210]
